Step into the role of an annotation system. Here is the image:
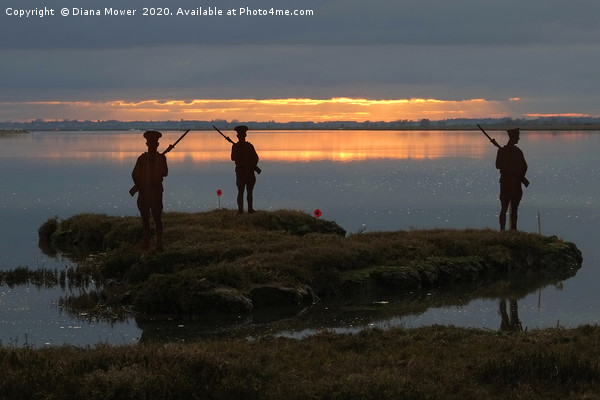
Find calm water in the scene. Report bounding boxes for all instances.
[0,129,598,346]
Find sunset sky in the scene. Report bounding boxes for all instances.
[1,0,598,123]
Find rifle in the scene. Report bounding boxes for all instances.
[213,125,261,174]
[129,129,191,196]
[477,124,529,187]
[213,125,235,144]
[477,124,500,149]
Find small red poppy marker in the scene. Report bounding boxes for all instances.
[216,189,222,208]
[216,189,222,196]
[314,209,322,218]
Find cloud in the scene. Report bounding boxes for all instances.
[1,0,599,120]
[2,0,599,49]
[0,97,521,122]
[1,43,597,100]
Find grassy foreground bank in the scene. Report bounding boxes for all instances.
[1,325,600,399]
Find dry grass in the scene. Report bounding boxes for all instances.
[1,325,600,399]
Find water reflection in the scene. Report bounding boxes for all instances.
[2,129,597,164]
[129,261,578,344]
[499,298,522,331]
[1,129,599,347]
[2,130,495,164]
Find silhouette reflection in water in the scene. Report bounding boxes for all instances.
[230,125,260,214]
[496,128,528,231]
[498,298,523,331]
[131,130,168,251]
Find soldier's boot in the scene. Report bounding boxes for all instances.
[141,226,150,250]
[499,213,506,231]
[510,212,518,231]
[155,218,164,252]
[247,190,255,213]
[155,232,163,252]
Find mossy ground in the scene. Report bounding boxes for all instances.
[31,209,582,320]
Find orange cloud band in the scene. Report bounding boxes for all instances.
[4,97,520,123]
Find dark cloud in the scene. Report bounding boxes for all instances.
[2,0,599,49]
[1,44,597,102]
[1,0,599,118]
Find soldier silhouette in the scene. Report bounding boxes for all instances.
[230,125,259,214]
[496,128,528,230]
[132,130,168,251]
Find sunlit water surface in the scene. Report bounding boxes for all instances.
[0,130,598,346]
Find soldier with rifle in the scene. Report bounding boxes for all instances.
[213,125,261,174]
[230,125,260,214]
[479,125,528,231]
[131,129,188,251]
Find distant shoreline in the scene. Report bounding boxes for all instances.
[3,117,600,132]
[384,124,600,131]
[0,129,28,135]
[257,125,600,131]
[6,125,600,132]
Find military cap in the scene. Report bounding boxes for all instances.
[507,128,520,139]
[143,130,162,141]
[234,125,248,136]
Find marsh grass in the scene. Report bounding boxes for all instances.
[1,325,600,399]
[34,209,582,319]
[0,211,589,398]
[0,266,59,288]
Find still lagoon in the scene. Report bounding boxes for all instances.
[0,129,598,346]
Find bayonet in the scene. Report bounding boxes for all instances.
[163,129,191,154]
[477,124,500,149]
[212,125,235,144]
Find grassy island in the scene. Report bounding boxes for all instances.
[0,129,28,135]
[33,210,582,321]
[0,210,593,399]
